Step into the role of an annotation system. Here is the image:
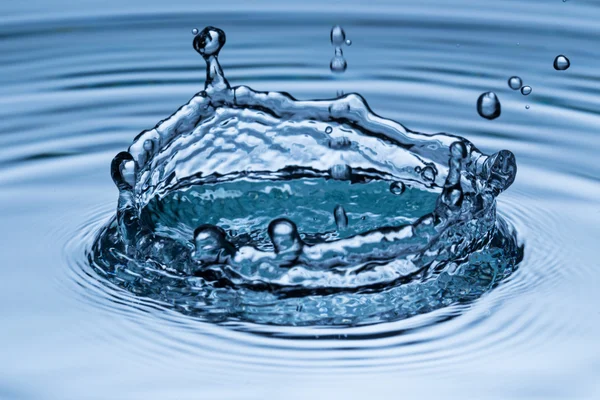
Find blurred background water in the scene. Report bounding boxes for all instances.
[1,0,599,399]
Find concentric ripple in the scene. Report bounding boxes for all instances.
[87,26,521,326]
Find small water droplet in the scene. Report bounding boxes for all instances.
[330,26,346,46]
[553,55,570,71]
[325,126,333,134]
[330,164,352,180]
[334,205,348,230]
[192,28,199,35]
[521,86,532,96]
[525,105,530,109]
[422,166,436,182]
[508,76,523,90]
[389,181,406,195]
[477,92,501,120]
[330,56,347,73]
[268,218,302,254]
[345,39,352,46]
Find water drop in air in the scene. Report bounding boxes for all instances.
[330,56,347,73]
[508,76,523,90]
[521,86,532,96]
[325,126,333,134]
[477,92,501,120]
[330,25,346,46]
[345,39,352,46]
[192,28,199,35]
[525,105,530,109]
[553,55,570,71]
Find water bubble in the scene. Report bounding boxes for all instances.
[192,28,199,35]
[476,92,501,120]
[334,205,349,230]
[345,39,352,46]
[330,56,347,73]
[508,76,523,90]
[521,86,532,96]
[389,181,406,195]
[330,25,346,46]
[325,126,333,134]
[553,55,570,71]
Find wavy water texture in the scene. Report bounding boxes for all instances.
[89,27,521,325]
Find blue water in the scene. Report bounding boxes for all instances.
[1,0,600,399]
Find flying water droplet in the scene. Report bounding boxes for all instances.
[525,105,530,109]
[330,25,346,46]
[521,86,532,96]
[389,181,406,195]
[477,92,501,120]
[345,39,352,46]
[325,126,333,134]
[553,55,570,71]
[330,26,348,73]
[508,76,522,90]
[334,205,348,230]
[192,28,199,35]
[330,55,347,73]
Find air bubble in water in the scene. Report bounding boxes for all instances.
[477,92,501,120]
[330,26,346,46]
[508,76,523,90]
[192,28,199,35]
[334,205,349,230]
[390,181,406,195]
[553,55,570,71]
[521,86,532,96]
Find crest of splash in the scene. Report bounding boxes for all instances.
[93,27,521,326]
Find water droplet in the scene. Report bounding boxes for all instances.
[330,25,346,46]
[193,225,234,263]
[330,56,347,73]
[345,39,352,46]
[521,86,532,96]
[525,105,530,109]
[553,55,570,71]
[192,28,199,35]
[334,205,348,230]
[422,166,436,182]
[268,218,302,254]
[508,76,522,90]
[330,164,352,180]
[476,92,501,120]
[389,181,406,195]
[193,26,226,58]
[325,126,333,134]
